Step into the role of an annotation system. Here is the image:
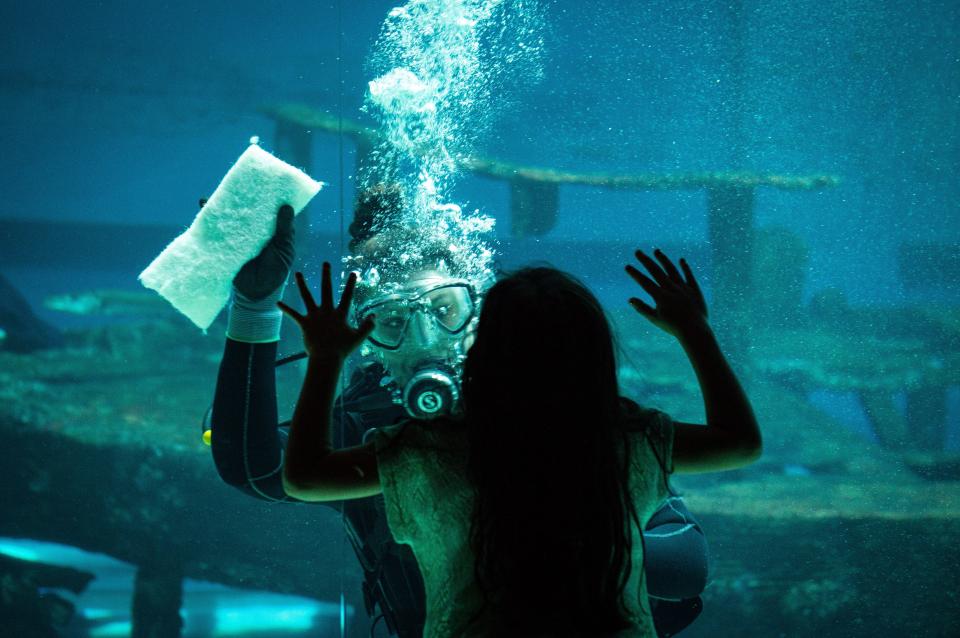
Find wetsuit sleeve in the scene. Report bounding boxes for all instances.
[210,337,337,507]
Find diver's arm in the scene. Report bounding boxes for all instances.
[209,200,293,501]
[281,354,382,502]
[208,203,340,505]
[212,330,372,508]
[211,336,296,502]
[206,199,381,505]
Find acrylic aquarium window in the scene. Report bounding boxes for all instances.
[1,1,957,637]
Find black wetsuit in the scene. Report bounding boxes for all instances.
[211,338,707,637]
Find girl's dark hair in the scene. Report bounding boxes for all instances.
[461,266,656,633]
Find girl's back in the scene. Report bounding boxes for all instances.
[373,403,675,638]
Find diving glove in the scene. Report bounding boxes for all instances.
[226,203,296,343]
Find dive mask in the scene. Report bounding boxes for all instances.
[356,280,476,350]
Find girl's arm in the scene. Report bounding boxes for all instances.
[281,355,382,502]
[277,267,382,502]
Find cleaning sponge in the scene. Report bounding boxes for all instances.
[139,141,323,331]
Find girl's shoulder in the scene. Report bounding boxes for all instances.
[619,397,675,477]
[619,397,673,433]
[376,415,467,452]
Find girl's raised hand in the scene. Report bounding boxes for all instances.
[277,263,375,360]
[625,248,709,340]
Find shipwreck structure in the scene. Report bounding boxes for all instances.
[261,102,838,342]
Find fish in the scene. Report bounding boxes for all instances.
[43,290,177,317]
[782,463,812,477]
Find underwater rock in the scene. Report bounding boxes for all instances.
[901,451,960,481]
[0,272,64,353]
[0,319,366,634]
[807,286,850,326]
[0,553,93,637]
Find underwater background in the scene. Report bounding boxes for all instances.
[1,0,958,636]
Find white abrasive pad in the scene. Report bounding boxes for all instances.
[139,142,323,331]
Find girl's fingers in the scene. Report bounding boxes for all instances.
[634,250,671,288]
[321,262,334,309]
[295,272,317,310]
[339,271,358,314]
[281,267,375,358]
[277,300,304,323]
[356,314,376,340]
[625,264,662,300]
[679,258,706,306]
[654,249,683,284]
[628,297,656,319]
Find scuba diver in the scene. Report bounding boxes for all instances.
[208,186,709,637]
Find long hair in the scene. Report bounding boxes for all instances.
[462,266,647,633]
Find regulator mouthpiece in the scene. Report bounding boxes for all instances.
[402,368,460,419]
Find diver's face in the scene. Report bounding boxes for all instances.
[359,270,476,385]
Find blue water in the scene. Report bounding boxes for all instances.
[2,1,958,636]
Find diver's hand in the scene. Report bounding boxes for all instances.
[201,198,295,343]
[625,248,709,341]
[277,264,376,361]
[233,204,296,300]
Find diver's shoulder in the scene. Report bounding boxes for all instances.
[349,358,387,383]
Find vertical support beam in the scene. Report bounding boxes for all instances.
[858,389,910,451]
[707,185,755,365]
[905,384,948,452]
[131,563,183,638]
[509,178,559,237]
